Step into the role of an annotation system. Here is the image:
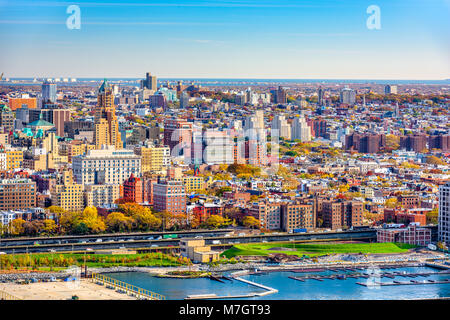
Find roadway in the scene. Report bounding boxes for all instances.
[0,229,377,254]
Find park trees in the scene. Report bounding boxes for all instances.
[205,215,231,229]
[242,216,260,229]
[9,219,26,236]
[105,212,133,232]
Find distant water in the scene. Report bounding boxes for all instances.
[107,266,450,300]
[3,78,450,86]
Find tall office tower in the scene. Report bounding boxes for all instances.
[318,87,324,106]
[271,114,291,140]
[340,88,356,105]
[385,85,398,94]
[94,79,122,149]
[180,91,190,108]
[142,72,158,91]
[274,86,287,104]
[291,116,312,142]
[439,181,450,245]
[42,80,57,103]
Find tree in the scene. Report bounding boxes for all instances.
[426,207,439,225]
[385,198,398,208]
[42,219,57,235]
[154,211,172,231]
[426,156,446,166]
[205,215,231,229]
[242,216,260,229]
[106,212,133,232]
[9,219,26,236]
[80,206,106,233]
[24,220,44,236]
[47,206,65,214]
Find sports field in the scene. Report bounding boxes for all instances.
[221,242,416,258]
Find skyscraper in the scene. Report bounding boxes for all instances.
[271,114,291,140]
[94,79,122,149]
[385,85,398,94]
[291,116,311,142]
[318,87,324,106]
[42,80,57,103]
[340,88,356,105]
[439,181,450,245]
[142,72,157,91]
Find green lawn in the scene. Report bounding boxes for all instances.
[221,242,417,258]
[0,252,187,269]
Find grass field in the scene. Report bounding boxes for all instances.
[0,252,187,270]
[221,242,417,258]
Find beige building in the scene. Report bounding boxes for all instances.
[51,171,84,212]
[84,184,121,207]
[135,145,170,173]
[94,80,122,150]
[180,239,220,263]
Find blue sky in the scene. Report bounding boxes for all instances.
[0,0,449,79]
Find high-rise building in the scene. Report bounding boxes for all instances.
[42,80,57,103]
[94,79,122,149]
[153,180,186,215]
[163,119,193,154]
[135,145,170,173]
[0,178,36,210]
[281,202,315,233]
[72,146,141,185]
[180,92,190,108]
[399,134,428,153]
[84,184,120,208]
[385,85,398,94]
[123,173,144,203]
[8,98,37,111]
[318,87,325,106]
[291,116,312,142]
[439,181,450,245]
[0,104,14,131]
[340,88,356,105]
[273,86,287,104]
[345,133,386,153]
[51,171,84,212]
[271,115,291,140]
[29,108,72,137]
[142,72,157,91]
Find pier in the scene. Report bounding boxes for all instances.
[0,289,21,300]
[356,279,450,287]
[91,273,165,300]
[287,270,450,282]
[185,270,278,300]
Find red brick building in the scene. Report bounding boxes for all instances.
[377,224,431,246]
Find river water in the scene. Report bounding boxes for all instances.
[106,266,450,300]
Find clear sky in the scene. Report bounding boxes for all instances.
[0,0,449,79]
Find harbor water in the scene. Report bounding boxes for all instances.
[106,266,450,300]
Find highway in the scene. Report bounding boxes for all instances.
[0,229,377,254]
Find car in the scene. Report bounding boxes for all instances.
[195,236,203,239]
[95,239,102,243]
[151,245,158,247]
[48,249,56,253]
[146,237,154,240]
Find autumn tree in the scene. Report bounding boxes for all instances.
[9,219,26,236]
[242,216,260,229]
[105,212,133,232]
[205,215,231,229]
